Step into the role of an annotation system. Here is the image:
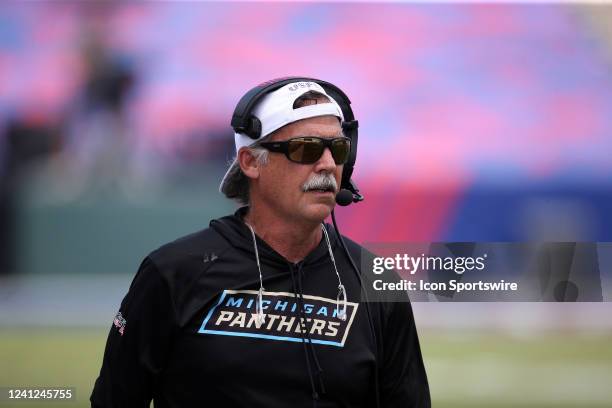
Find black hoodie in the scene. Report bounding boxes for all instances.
[91,208,430,408]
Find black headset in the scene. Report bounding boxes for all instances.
[230,76,364,206]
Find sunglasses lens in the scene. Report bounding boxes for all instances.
[287,138,324,164]
[285,137,351,164]
[331,138,350,164]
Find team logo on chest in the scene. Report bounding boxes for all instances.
[198,289,358,347]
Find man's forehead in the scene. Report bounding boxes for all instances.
[271,115,342,141]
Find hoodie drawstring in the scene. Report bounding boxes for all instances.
[321,224,347,321]
[245,223,266,326]
[245,222,347,407]
[290,265,321,407]
[296,263,327,394]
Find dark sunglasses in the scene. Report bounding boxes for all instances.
[259,137,351,165]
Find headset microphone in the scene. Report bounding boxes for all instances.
[335,179,364,206]
[335,189,354,206]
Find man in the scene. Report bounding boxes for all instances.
[91,78,430,407]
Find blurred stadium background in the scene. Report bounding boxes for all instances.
[1,1,611,407]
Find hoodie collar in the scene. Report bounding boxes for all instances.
[210,207,335,269]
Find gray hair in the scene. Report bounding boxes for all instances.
[220,138,270,205]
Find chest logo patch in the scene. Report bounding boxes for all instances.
[198,289,359,347]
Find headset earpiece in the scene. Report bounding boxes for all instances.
[340,119,359,191]
[246,116,262,140]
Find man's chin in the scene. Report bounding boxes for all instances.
[302,201,335,223]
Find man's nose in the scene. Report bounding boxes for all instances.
[314,147,337,172]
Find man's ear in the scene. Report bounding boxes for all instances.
[238,147,261,180]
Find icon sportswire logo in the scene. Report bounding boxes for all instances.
[198,289,359,347]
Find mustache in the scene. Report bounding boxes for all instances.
[302,173,338,193]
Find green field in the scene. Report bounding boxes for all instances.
[1,328,611,407]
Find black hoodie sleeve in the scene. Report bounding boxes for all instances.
[90,257,177,408]
[379,297,431,408]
